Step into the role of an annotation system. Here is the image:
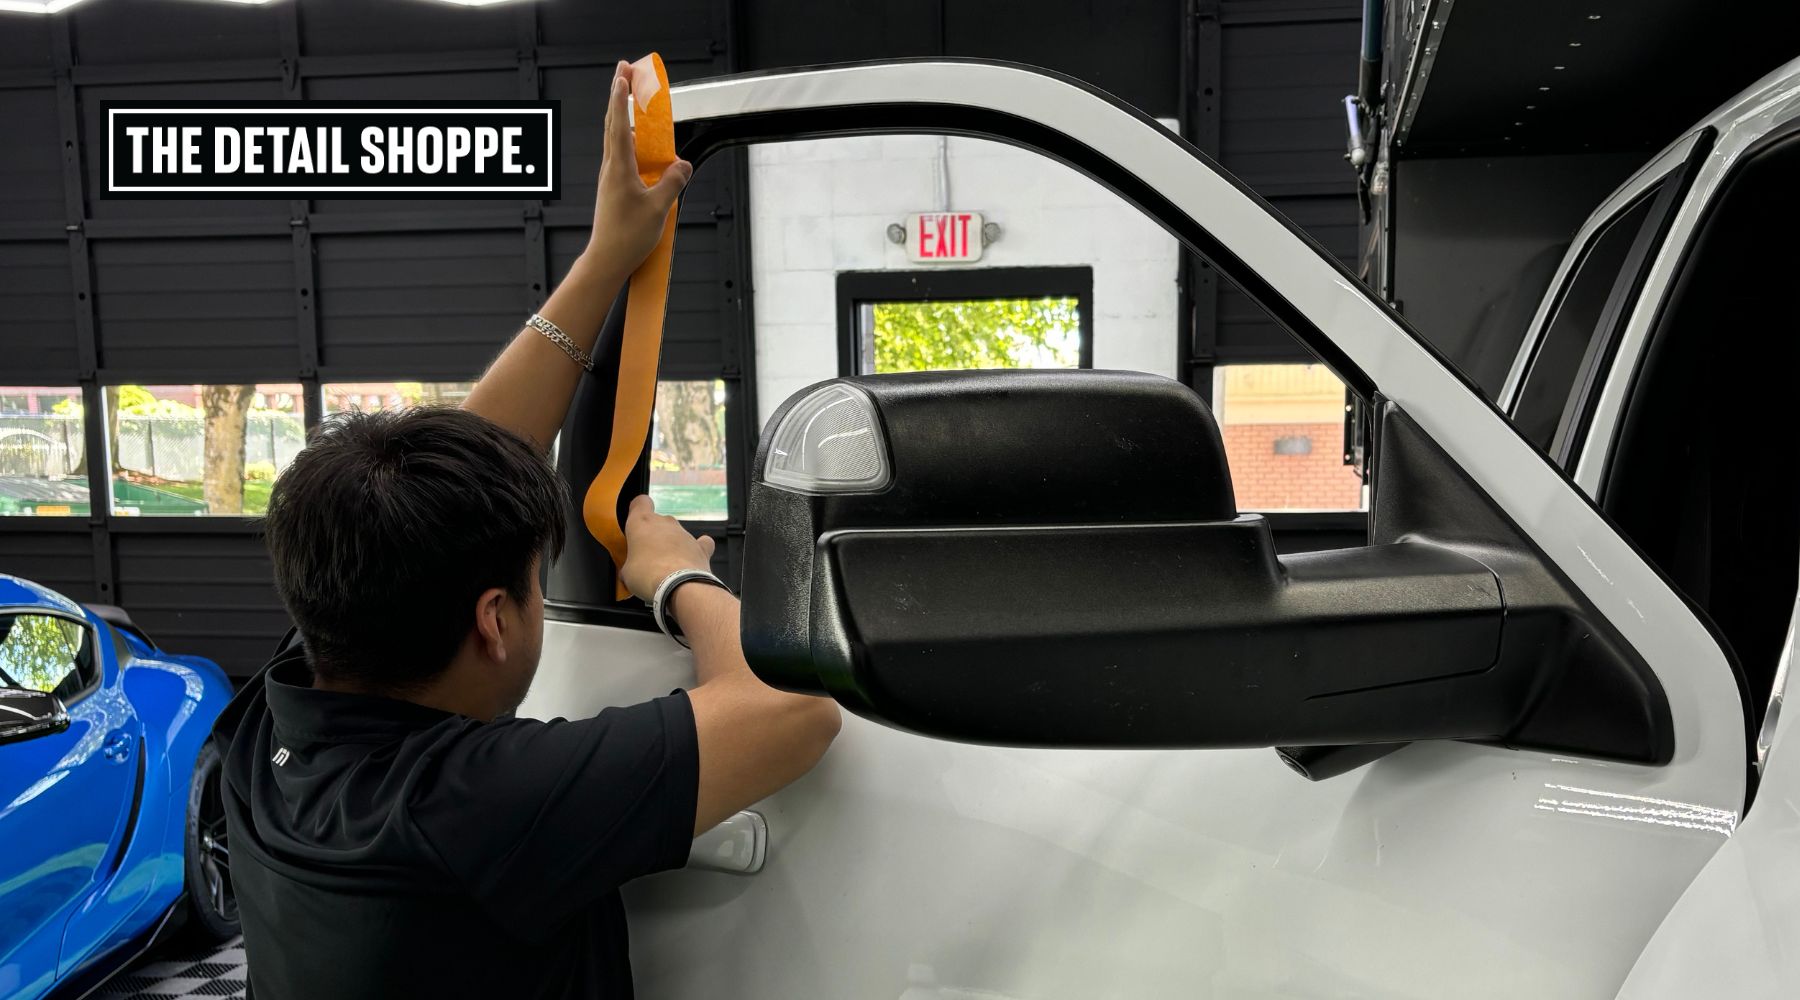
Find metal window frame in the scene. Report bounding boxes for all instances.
[1496,129,1713,412]
[1495,131,1712,471]
[1594,119,1800,509]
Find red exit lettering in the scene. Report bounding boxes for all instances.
[916,212,975,259]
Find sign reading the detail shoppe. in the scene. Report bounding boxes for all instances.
[905,211,984,263]
[104,102,558,198]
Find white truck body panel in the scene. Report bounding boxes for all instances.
[520,57,1800,998]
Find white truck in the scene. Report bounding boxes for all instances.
[524,55,1800,999]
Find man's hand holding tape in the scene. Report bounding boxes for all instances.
[461,59,692,449]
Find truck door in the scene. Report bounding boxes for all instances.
[523,61,1751,999]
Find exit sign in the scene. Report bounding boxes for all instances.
[906,211,983,263]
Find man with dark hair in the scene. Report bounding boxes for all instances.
[215,62,840,1000]
[262,406,567,695]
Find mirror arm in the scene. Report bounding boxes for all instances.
[1277,742,1408,780]
[1367,402,1673,765]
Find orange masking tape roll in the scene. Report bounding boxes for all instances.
[583,52,678,601]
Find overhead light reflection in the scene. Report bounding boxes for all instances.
[0,0,282,11]
[0,0,91,14]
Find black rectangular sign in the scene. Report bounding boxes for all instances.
[104,101,559,198]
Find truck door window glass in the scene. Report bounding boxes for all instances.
[1602,133,1800,730]
[1512,188,1661,457]
[650,379,727,521]
[1212,363,1365,511]
[0,386,85,517]
[751,133,1176,425]
[106,383,304,516]
[753,132,1356,513]
[552,124,1370,612]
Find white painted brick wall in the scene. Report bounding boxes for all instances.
[747,125,1181,428]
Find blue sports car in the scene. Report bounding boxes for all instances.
[0,574,238,1000]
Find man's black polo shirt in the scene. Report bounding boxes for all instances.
[214,636,699,999]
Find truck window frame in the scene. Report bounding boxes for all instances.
[1505,132,1713,469]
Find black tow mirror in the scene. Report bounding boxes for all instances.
[741,370,1668,763]
[0,687,70,746]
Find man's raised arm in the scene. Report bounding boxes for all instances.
[462,60,692,449]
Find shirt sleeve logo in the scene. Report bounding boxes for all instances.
[272,747,291,766]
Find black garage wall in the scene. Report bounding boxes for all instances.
[0,0,1361,676]
[0,0,745,675]
[1184,0,1360,386]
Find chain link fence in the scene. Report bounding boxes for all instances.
[0,413,306,483]
[113,414,306,483]
[0,416,84,477]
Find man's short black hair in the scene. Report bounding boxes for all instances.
[264,406,567,689]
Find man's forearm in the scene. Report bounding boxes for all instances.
[465,63,688,449]
[671,583,750,686]
[674,583,838,720]
[677,577,842,836]
[461,253,630,450]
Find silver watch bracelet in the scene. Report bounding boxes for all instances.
[651,568,732,648]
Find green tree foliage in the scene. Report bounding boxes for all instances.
[52,384,184,418]
[118,385,179,415]
[871,297,1081,374]
[0,614,82,693]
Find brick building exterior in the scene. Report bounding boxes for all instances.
[1215,364,1363,511]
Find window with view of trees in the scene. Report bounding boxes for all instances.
[0,386,86,517]
[863,297,1084,373]
[322,381,477,414]
[0,383,310,518]
[105,384,305,517]
[651,379,728,521]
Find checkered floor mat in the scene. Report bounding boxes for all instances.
[92,937,246,999]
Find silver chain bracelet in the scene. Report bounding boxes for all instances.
[526,313,595,373]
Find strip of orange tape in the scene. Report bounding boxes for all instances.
[582,53,678,601]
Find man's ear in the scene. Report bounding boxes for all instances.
[473,587,510,663]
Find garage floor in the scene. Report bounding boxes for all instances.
[97,937,247,999]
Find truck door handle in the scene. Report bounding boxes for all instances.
[102,733,133,764]
[687,810,767,874]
